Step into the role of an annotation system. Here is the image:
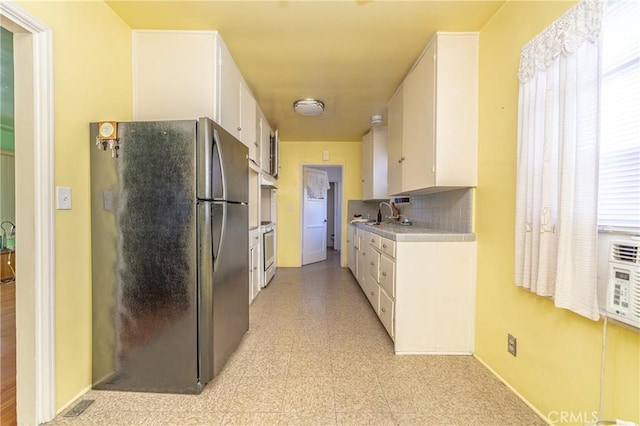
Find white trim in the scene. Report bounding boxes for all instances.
[0,1,56,424]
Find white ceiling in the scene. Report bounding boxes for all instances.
[106,1,504,141]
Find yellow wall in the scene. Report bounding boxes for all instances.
[16,0,132,411]
[475,2,639,424]
[277,141,361,267]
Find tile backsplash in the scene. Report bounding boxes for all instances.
[348,188,473,233]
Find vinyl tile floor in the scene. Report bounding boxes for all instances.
[46,251,546,426]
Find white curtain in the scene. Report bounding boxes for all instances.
[515,0,604,320]
[304,169,330,199]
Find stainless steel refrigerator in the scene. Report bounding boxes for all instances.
[90,117,249,394]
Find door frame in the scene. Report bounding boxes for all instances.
[299,164,344,266]
[0,2,55,424]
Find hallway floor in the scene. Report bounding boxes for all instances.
[47,251,545,425]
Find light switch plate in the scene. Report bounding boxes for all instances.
[57,186,72,210]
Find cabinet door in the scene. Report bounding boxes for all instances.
[347,225,356,275]
[365,275,379,314]
[357,231,369,289]
[361,131,373,200]
[249,245,255,303]
[379,288,394,339]
[240,81,257,159]
[402,42,436,192]
[218,40,242,139]
[259,111,272,173]
[387,87,404,196]
[133,31,217,121]
[379,254,395,298]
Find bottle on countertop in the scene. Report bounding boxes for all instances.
[377,209,382,224]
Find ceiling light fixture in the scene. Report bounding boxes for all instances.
[293,98,325,116]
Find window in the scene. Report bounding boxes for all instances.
[597,0,640,230]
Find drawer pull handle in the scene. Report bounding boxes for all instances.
[370,291,375,296]
[382,272,387,277]
[382,244,387,248]
[370,262,374,266]
[381,307,386,313]
[371,239,375,243]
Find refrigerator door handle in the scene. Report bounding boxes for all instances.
[213,129,227,201]
[212,202,227,272]
[198,118,213,200]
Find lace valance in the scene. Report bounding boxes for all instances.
[518,0,604,83]
[304,170,330,198]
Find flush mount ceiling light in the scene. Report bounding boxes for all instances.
[293,98,325,116]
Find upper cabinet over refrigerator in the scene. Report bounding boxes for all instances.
[133,31,218,122]
[133,30,268,166]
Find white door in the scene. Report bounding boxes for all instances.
[302,167,328,265]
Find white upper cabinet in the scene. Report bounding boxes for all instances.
[258,108,272,174]
[387,32,478,195]
[387,87,404,196]
[218,39,242,139]
[362,126,388,200]
[133,31,218,121]
[239,81,257,161]
[133,30,266,164]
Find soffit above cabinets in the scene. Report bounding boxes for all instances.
[107,1,504,141]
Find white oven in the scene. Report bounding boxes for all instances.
[261,222,275,286]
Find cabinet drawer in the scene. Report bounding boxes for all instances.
[369,233,381,250]
[368,250,380,282]
[365,276,379,312]
[379,288,394,339]
[379,255,395,297]
[380,237,395,258]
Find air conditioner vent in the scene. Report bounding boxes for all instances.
[607,241,640,329]
[611,242,640,264]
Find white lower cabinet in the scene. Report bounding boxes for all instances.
[347,225,357,276]
[249,229,261,303]
[356,230,370,291]
[378,288,394,339]
[357,227,476,354]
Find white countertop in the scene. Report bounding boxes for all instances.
[352,221,475,242]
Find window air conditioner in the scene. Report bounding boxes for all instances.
[606,241,640,329]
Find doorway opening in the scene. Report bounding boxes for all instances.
[301,165,343,266]
[0,3,55,424]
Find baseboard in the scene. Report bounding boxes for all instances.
[473,354,552,426]
[56,384,92,416]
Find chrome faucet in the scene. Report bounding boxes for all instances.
[379,202,399,222]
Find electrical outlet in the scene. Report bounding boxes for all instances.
[508,333,517,356]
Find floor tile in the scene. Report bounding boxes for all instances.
[333,376,390,413]
[336,412,396,425]
[221,412,281,425]
[227,377,286,413]
[288,350,332,376]
[242,351,291,377]
[278,412,338,425]
[282,376,335,415]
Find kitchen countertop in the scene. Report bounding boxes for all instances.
[352,221,475,242]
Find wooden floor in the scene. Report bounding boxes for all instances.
[0,281,16,426]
